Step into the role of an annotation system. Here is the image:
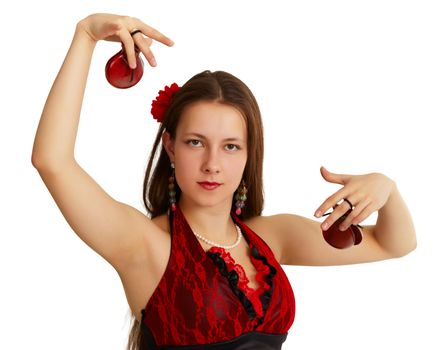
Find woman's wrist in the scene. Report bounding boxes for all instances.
[75,18,98,45]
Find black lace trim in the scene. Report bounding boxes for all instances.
[206,244,277,327]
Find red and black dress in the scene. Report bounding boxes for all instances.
[140,205,296,349]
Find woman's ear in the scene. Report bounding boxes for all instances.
[162,131,175,162]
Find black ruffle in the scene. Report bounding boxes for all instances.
[206,243,277,328]
[206,251,256,320]
[251,245,277,324]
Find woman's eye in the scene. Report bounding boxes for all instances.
[187,139,202,147]
[225,144,240,151]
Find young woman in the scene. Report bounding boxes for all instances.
[31,13,417,350]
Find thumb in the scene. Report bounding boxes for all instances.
[320,166,349,185]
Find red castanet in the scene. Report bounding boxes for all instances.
[105,46,144,89]
[322,209,363,249]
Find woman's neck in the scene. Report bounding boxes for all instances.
[178,197,238,244]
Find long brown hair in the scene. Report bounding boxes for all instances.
[127,70,265,349]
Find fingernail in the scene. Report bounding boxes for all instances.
[150,57,157,66]
[314,210,322,218]
[322,222,329,231]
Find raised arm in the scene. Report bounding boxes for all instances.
[32,13,173,166]
[31,14,174,271]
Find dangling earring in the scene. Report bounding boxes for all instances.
[168,162,176,212]
[234,179,247,215]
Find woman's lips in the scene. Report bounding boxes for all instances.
[198,182,221,190]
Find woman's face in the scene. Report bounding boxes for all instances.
[163,100,248,211]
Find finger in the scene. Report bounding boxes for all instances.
[131,33,153,50]
[351,201,375,226]
[143,36,154,47]
[320,166,350,185]
[119,30,138,68]
[320,200,353,231]
[134,19,174,46]
[130,31,153,47]
[338,199,368,231]
[134,36,157,67]
[314,187,350,218]
[144,47,157,67]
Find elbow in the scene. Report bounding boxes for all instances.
[31,153,42,169]
[31,146,49,169]
[31,153,50,171]
[405,233,418,255]
[393,236,417,258]
[406,238,418,256]
[31,153,74,172]
[31,152,42,169]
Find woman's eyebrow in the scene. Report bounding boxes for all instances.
[183,132,245,142]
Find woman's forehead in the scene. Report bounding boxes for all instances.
[178,101,247,139]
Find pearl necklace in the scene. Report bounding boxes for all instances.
[192,224,242,250]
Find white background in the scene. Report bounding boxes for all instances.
[1,0,446,349]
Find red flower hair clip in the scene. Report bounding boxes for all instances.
[150,83,181,123]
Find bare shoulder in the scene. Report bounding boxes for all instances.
[242,214,287,264]
[150,213,170,232]
[244,212,330,266]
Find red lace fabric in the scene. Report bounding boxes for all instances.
[140,206,296,347]
[208,245,272,318]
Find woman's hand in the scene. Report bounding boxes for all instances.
[77,13,174,68]
[314,166,396,232]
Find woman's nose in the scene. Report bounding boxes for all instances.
[202,149,220,174]
[204,165,220,173]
